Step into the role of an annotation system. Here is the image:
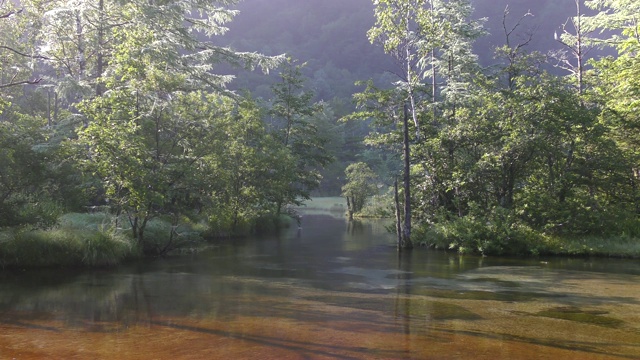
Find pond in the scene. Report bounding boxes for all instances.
[1,211,640,359]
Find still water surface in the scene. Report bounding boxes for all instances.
[1,211,640,359]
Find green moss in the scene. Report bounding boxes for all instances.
[410,301,482,321]
[414,288,554,302]
[536,306,624,328]
[303,295,481,321]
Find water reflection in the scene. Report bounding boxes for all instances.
[1,214,640,359]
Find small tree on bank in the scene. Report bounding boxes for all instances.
[341,162,379,220]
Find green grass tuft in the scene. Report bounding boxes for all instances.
[0,213,136,268]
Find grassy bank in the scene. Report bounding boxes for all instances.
[292,197,346,216]
[0,210,293,269]
[0,213,135,269]
[4,199,638,269]
[0,212,212,268]
[321,193,640,258]
[416,217,640,258]
[541,235,640,258]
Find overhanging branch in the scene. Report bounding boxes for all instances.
[0,45,51,60]
[0,8,22,20]
[0,78,42,89]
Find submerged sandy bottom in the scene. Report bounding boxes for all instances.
[2,268,639,360]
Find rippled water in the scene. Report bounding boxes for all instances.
[1,212,640,359]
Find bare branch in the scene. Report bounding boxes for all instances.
[502,5,534,48]
[0,8,22,20]
[0,78,42,89]
[0,45,51,60]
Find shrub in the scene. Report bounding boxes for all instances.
[139,217,206,255]
[81,230,133,266]
[359,190,394,218]
[415,205,547,256]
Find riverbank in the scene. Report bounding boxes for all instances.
[0,211,295,269]
[339,196,640,259]
[0,213,137,269]
[415,214,640,258]
[0,212,213,269]
[2,197,639,269]
[420,228,640,258]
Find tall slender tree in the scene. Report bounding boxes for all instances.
[268,59,332,215]
[551,0,596,96]
[366,0,483,248]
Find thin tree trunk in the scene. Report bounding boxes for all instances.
[394,178,402,249]
[402,104,413,249]
[404,7,420,140]
[47,90,52,127]
[346,196,354,220]
[53,90,59,123]
[96,0,105,96]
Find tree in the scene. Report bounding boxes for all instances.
[268,59,332,215]
[206,97,291,234]
[36,0,280,114]
[77,0,282,251]
[0,115,49,227]
[367,0,431,249]
[551,0,596,96]
[0,0,42,102]
[365,0,483,248]
[0,1,63,226]
[342,162,379,220]
[584,0,640,215]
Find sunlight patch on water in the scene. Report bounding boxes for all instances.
[329,266,410,290]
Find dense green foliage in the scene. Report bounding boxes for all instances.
[1,0,640,263]
[346,0,640,256]
[0,0,329,262]
[341,162,379,219]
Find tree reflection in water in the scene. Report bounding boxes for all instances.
[1,214,640,359]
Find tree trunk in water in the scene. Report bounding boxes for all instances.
[346,196,354,220]
[394,178,402,249]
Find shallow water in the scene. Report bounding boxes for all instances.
[1,212,640,359]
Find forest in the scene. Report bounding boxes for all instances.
[1,0,639,267]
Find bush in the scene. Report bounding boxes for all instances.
[358,190,394,218]
[415,205,547,256]
[139,217,204,255]
[253,213,293,234]
[81,230,133,266]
